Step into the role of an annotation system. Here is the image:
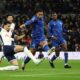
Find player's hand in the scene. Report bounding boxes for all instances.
[20,24,25,28]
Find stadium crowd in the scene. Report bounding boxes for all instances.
[0,0,80,14]
[0,0,80,51]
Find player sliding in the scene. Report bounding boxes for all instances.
[0,21,42,71]
[0,15,30,63]
[20,9,55,70]
[48,12,71,68]
[0,15,15,62]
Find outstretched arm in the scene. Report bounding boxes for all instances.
[20,16,36,28]
[48,23,58,40]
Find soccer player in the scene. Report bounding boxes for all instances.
[20,9,54,70]
[0,15,25,62]
[6,15,15,32]
[48,12,71,68]
[0,21,42,71]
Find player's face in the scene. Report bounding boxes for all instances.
[52,13,58,20]
[5,24,11,31]
[36,11,44,19]
[7,16,13,23]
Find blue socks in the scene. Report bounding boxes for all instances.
[50,52,68,64]
[51,54,57,62]
[38,52,44,58]
[43,45,50,52]
[24,57,31,64]
[64,53,68,64]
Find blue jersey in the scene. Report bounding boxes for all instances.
[48,19,63,39]
[48,19,66,47]
[25,16,45,39]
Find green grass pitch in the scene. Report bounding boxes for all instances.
[0,59,80,80]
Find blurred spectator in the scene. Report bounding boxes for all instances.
[0,0,80,51]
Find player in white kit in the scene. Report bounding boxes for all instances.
[0,21,42,71]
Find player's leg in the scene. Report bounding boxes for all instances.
[40,40,55,59]
[0,46,19,71]
[37,47,44,59]
[21,40,40,70]
[15,45,41,64]
[0,59,19,71]
[49,40,60,68]
[0,45,4,63]
[22,41,37,65]
[40,41,50,51]
[23,48,36,64]
[61,41,71,68]
[0,60,19,71]
[22,48,36,70]
[0,52,4,63]
[38,39,56,68]
[40,40,49,59]
[49,46,60,68]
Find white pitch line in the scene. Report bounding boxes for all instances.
[21,68,80,71]
[9,73,80,78]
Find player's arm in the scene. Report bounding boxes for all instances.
[48,22,58,40]
[20,16,36,28]
[14,34,25,40]
[10,23,15,32]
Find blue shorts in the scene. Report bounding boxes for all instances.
[3,45,16,62]
[31,36,46,49]
[52,37,66,48]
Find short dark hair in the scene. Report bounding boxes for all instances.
[3,21,11,26]
[6,14,13,18]
[52,12,57,15]
[34,8,43,14]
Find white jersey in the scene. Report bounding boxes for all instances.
[10,23,15,31]
[0,23,15,46]
[9,23,15,35]
[0,28,14,45]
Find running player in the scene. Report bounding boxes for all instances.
[20,9,54,70]
[48,12,71,68]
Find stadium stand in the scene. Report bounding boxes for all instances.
[0,0,80,51]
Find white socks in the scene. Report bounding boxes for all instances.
[0,52,4,61]
[24,47,41,64]
[0,65,19,71]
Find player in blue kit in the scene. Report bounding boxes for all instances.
[48,12,71,68]
[20,9,54,70]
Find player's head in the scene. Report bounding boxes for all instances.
[7,15,14,23]
[52,12,58,20]
[35,9,44,19]
[3,21,11,31]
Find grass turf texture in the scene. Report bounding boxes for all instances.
[0,59,80,80]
